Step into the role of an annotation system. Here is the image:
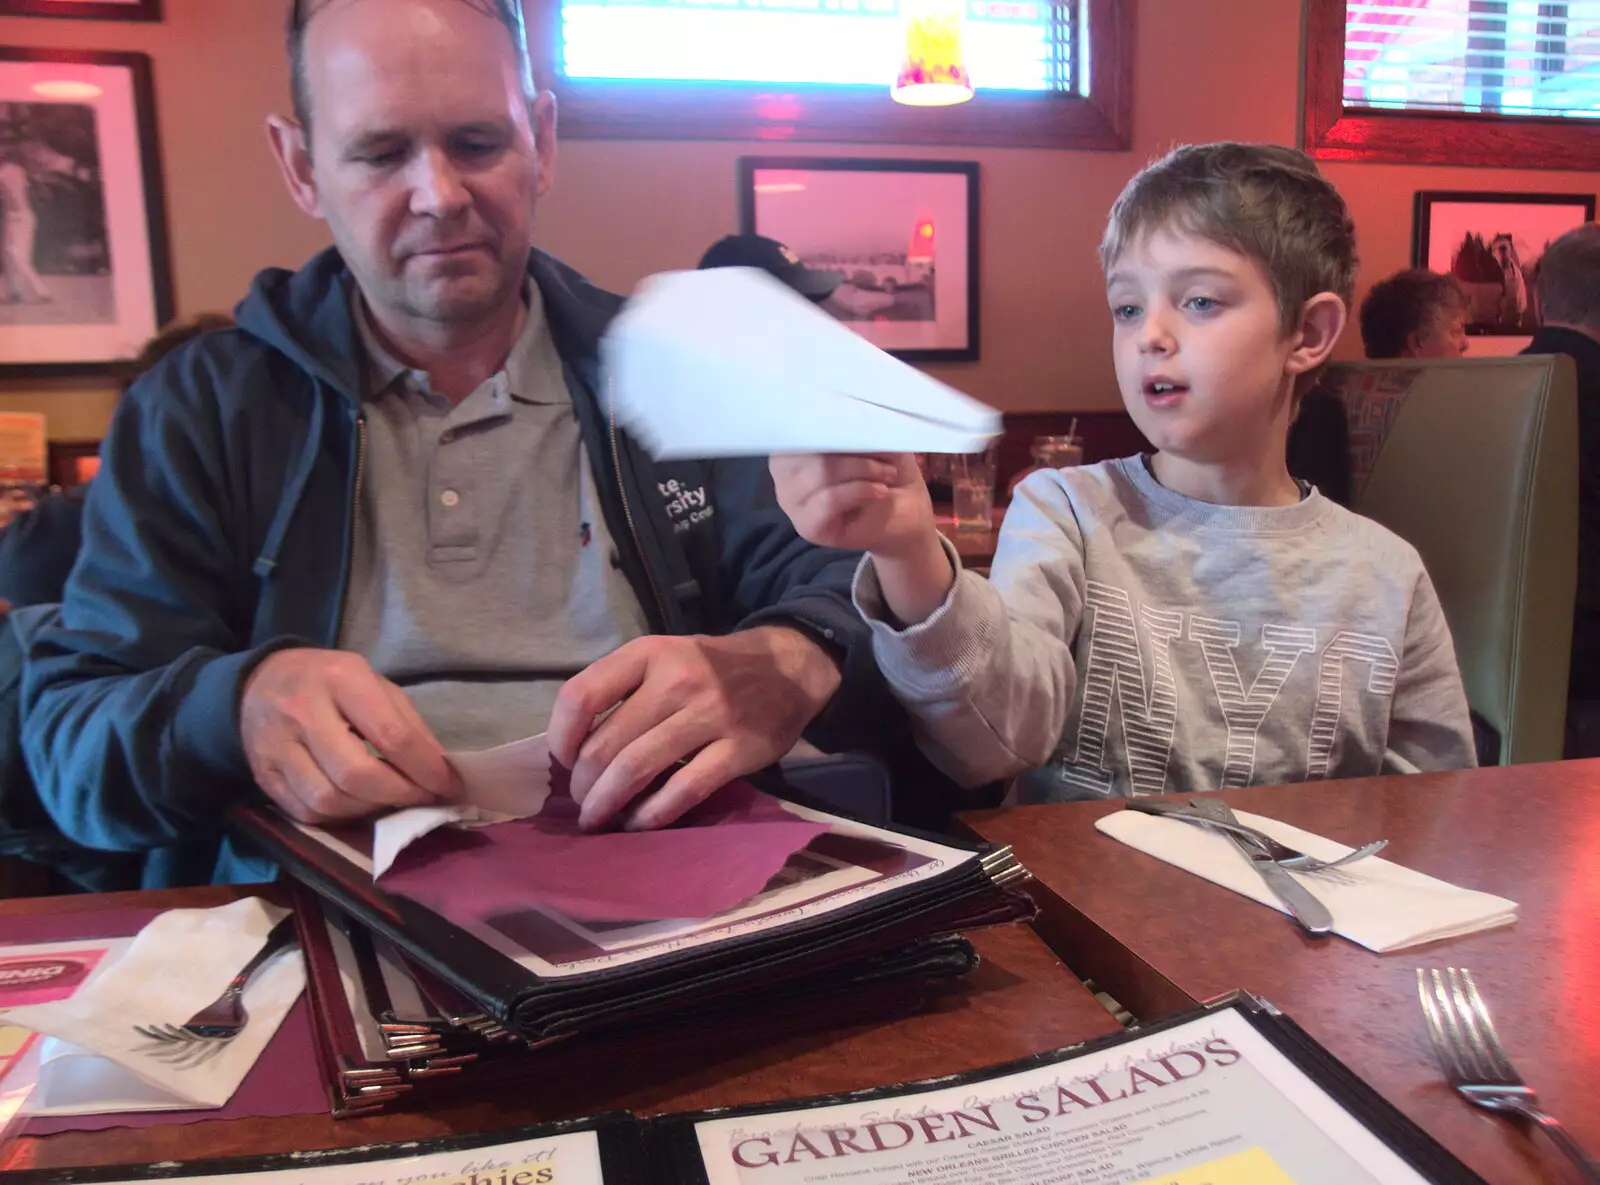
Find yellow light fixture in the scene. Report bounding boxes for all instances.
[892,0,974,107]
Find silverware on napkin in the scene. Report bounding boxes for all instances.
[1125,799,1386,872]
[1184,798,1334,936]
[133,914,298,1062]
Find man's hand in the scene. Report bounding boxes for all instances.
[547,626,843,832]
[771,452,955,627]
[240,648,461,824]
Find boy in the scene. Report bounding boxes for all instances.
[771,143,1476,799]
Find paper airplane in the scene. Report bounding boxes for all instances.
[602,268,1001,458]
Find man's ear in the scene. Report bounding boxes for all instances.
[531,90,558,199]
[1403,328,1424,357]
[266,114,324,220]
[1285,292,1348,377]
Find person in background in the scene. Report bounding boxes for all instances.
[1358,268,1469,360]
[697,234,844,303]
[1286,267,1466,508]
[0,314,234,610]
[771,142,1476,799]
[1519,224,1600,753]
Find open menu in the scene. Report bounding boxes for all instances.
[6,996,1485,1185]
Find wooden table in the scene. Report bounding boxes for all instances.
[2,887,1120,1171]
[964,762,1600,1185]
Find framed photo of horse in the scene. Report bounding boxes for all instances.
[1413,190,1596,337]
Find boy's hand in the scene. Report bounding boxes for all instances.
[771,453,955,626]
[769,453,935,559]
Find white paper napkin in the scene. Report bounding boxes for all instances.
[1095,808,1517,952]
[371,732,555,877]
[3,897,304,1113]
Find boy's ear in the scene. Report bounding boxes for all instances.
[1284,292,1348,377]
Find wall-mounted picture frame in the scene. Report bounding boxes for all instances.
[0,1,161,21]
[1412,190,1596,337]
[0,47,172,376]
[739,157,979,363]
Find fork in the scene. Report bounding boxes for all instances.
[133,914,298,1060]
[1126,800,1387,872]
[1417,967,1599,1182]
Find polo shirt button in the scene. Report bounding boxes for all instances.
[440,489,461,508]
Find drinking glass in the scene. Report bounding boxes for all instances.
[951,447,997,532]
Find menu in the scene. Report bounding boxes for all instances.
[6,997,1484,1185]
[686,1007,1431,1185]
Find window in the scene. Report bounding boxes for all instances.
[528,0,1130,149]
[561,0,1071,93]
[1305,0,1600,168]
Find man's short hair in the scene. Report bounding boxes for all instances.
[1099,142,1358,336]
[1536,222,1600,330]
[285,0,535,135]
[1358,269,1466,359]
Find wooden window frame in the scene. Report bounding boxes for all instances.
[1304,0,1599,170]
[528,0,1132,149]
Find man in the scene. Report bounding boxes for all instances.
[1522,224,1600,741]
[697,234,844,304]
[22,0,906,887]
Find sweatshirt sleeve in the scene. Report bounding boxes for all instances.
[852,475,1087,788]
[20,361,295,852]
[1383,568,1478,773]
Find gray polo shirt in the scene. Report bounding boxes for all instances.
[337,285,651,750]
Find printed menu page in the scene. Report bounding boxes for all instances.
[691,1008,1433,1185]
[40,1130,608,1185]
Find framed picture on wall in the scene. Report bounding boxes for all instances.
[1412,190,1596,337]
[739,157,979,362]
[0,48,172,376]
[0,1,161,21]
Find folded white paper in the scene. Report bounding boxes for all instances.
[1096,808,1517,952]
[603,268,1001,458]
[4,898,304,1114]
[371,733,554,877]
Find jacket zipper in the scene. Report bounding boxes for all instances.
[607,378,668,630]
[331,414,368,645]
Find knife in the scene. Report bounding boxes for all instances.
[1187,798,1334,937]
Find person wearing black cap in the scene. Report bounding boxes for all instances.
[697,234,844,303]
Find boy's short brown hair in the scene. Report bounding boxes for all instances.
[1099,142,1358,336]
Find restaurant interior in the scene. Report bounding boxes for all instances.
[0,1,1596,1183]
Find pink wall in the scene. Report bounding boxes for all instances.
[0,0,1594,437]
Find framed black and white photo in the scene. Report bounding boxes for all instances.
[1412,190,1596,336]
[0,1,161,21]
[740,157,979,362]
[0,48,172,375]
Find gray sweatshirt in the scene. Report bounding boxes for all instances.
[854,456,1476,799]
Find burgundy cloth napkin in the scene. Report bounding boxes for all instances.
[21,995,326,1134]
[380,780,831,923]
